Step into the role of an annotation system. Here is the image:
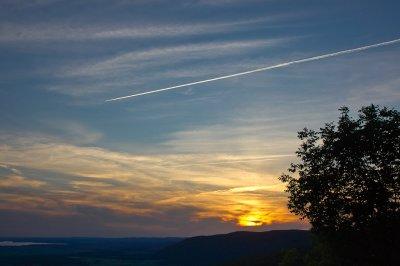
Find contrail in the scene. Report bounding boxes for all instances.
[106,38,400,102]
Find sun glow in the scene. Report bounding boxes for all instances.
[238,211,269,227]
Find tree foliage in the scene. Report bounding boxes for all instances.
[280,104,400,265]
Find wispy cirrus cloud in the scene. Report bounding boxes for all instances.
[39,119,103,144]
[62,38,287,77]
[350,78,400,104]
[0,0,62,9]
[46,37,290,97]
[0,17,277,43]
[105,38,400,102]
[193,0,263,5]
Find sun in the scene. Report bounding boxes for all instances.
[238,211,268,227]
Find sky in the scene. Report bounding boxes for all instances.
[0,0,400,237]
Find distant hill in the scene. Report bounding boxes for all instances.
[158,230,311,265]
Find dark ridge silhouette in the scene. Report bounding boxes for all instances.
[158,230,311,265]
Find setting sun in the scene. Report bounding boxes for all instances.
[238,211,269,227]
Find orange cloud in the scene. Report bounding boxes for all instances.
[0,134,303,233]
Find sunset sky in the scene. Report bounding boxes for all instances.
[1,0,400,237]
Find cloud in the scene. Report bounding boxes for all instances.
[63,38,285,77]
[39,119,103,144]
[0,132,302,235]
[0,17,276,43]
[193,0,263,6]
[163,121,299,155]
[0,174,45,188]
[347,77,400,105]
[0,0,62,9]
[0,93,311,234]
[105,38,400,101]
[0,165,45,188]
[45,37,290,98]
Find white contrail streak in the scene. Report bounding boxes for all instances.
[105,38,400,102]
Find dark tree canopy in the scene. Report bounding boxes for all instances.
[280,105,400,264]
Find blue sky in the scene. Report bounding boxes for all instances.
[0,0,400,237]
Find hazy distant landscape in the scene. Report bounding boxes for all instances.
[0,230,310,266]
[0,236,179,265]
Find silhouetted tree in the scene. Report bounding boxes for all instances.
[279,248,304,266]
[280,105,400,265]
